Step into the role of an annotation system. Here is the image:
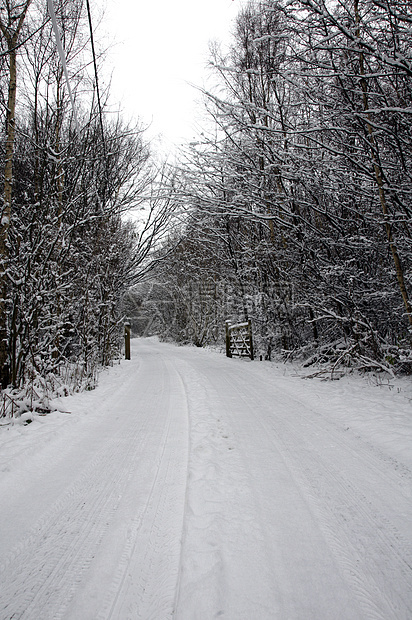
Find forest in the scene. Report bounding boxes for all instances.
[0,0,411,413]
[129,0,412,376]
[0,0,177,408]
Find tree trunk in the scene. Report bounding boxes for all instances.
[0,0,32,386]
[0,43,18,387]
[354,0,412,327]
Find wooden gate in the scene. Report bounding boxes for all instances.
[225,320,254,360]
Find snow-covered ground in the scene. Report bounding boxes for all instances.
[0,338,411,620]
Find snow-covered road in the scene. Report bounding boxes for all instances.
[0,339,411,619]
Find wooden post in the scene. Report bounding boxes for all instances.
[248,319,254,361]
[124,321,131,360]
[225,320,232,358]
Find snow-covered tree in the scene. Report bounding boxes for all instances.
[145,0,411,372]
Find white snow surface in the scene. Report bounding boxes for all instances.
[0,338,411,620]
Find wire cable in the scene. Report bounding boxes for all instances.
[85,0,106,162]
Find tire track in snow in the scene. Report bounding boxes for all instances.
[170,361,192,618]
[218,364,412,620]
[0,399,151,618]
[171,359,281,620]
[0,350,189,620]
[96,355,189,620]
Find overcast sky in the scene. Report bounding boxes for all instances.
[98,0,244,150]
